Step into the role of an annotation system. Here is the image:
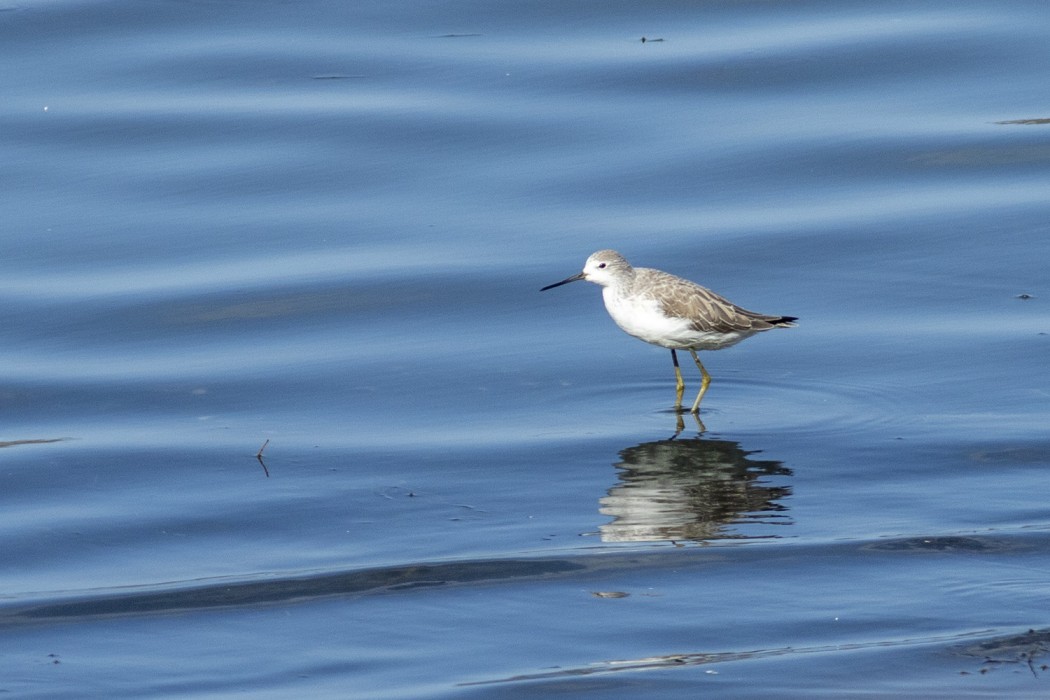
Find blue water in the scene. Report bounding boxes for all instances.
[3,0,1050,696]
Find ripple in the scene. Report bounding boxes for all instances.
[704,374,907,439]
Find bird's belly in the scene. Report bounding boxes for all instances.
[602,292,749,351]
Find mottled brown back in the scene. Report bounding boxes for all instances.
[635,268,795,334]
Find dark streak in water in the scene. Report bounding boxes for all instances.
[995,118,1050,125]
[0,438,69,449]
[5,532,1044,628]
[864,536,1014,553]
[0,558,583,626]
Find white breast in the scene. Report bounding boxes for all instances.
[601,287,751,351]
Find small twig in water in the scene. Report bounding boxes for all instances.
[256,439,270,477]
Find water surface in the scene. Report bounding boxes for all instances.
[2,0,1050,696]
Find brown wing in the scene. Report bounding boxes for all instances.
[642,269,792,334]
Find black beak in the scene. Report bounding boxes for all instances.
[540,272,585,291]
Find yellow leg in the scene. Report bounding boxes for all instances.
[670,349,685,411]
[688,350,711,414]
[671,411,706,440]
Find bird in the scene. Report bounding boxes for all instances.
[541,250,796,413]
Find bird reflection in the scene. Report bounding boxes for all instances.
[599,431,792,543]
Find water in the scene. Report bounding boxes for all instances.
[2,0,1049,696]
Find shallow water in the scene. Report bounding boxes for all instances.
[2,0,1050,696]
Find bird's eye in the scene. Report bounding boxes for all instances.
[597,263,606,269]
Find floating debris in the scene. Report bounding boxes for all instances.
[957,628,1050,677]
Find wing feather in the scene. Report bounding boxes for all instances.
[640,269,791,334]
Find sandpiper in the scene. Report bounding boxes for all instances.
[541,250,796,413]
